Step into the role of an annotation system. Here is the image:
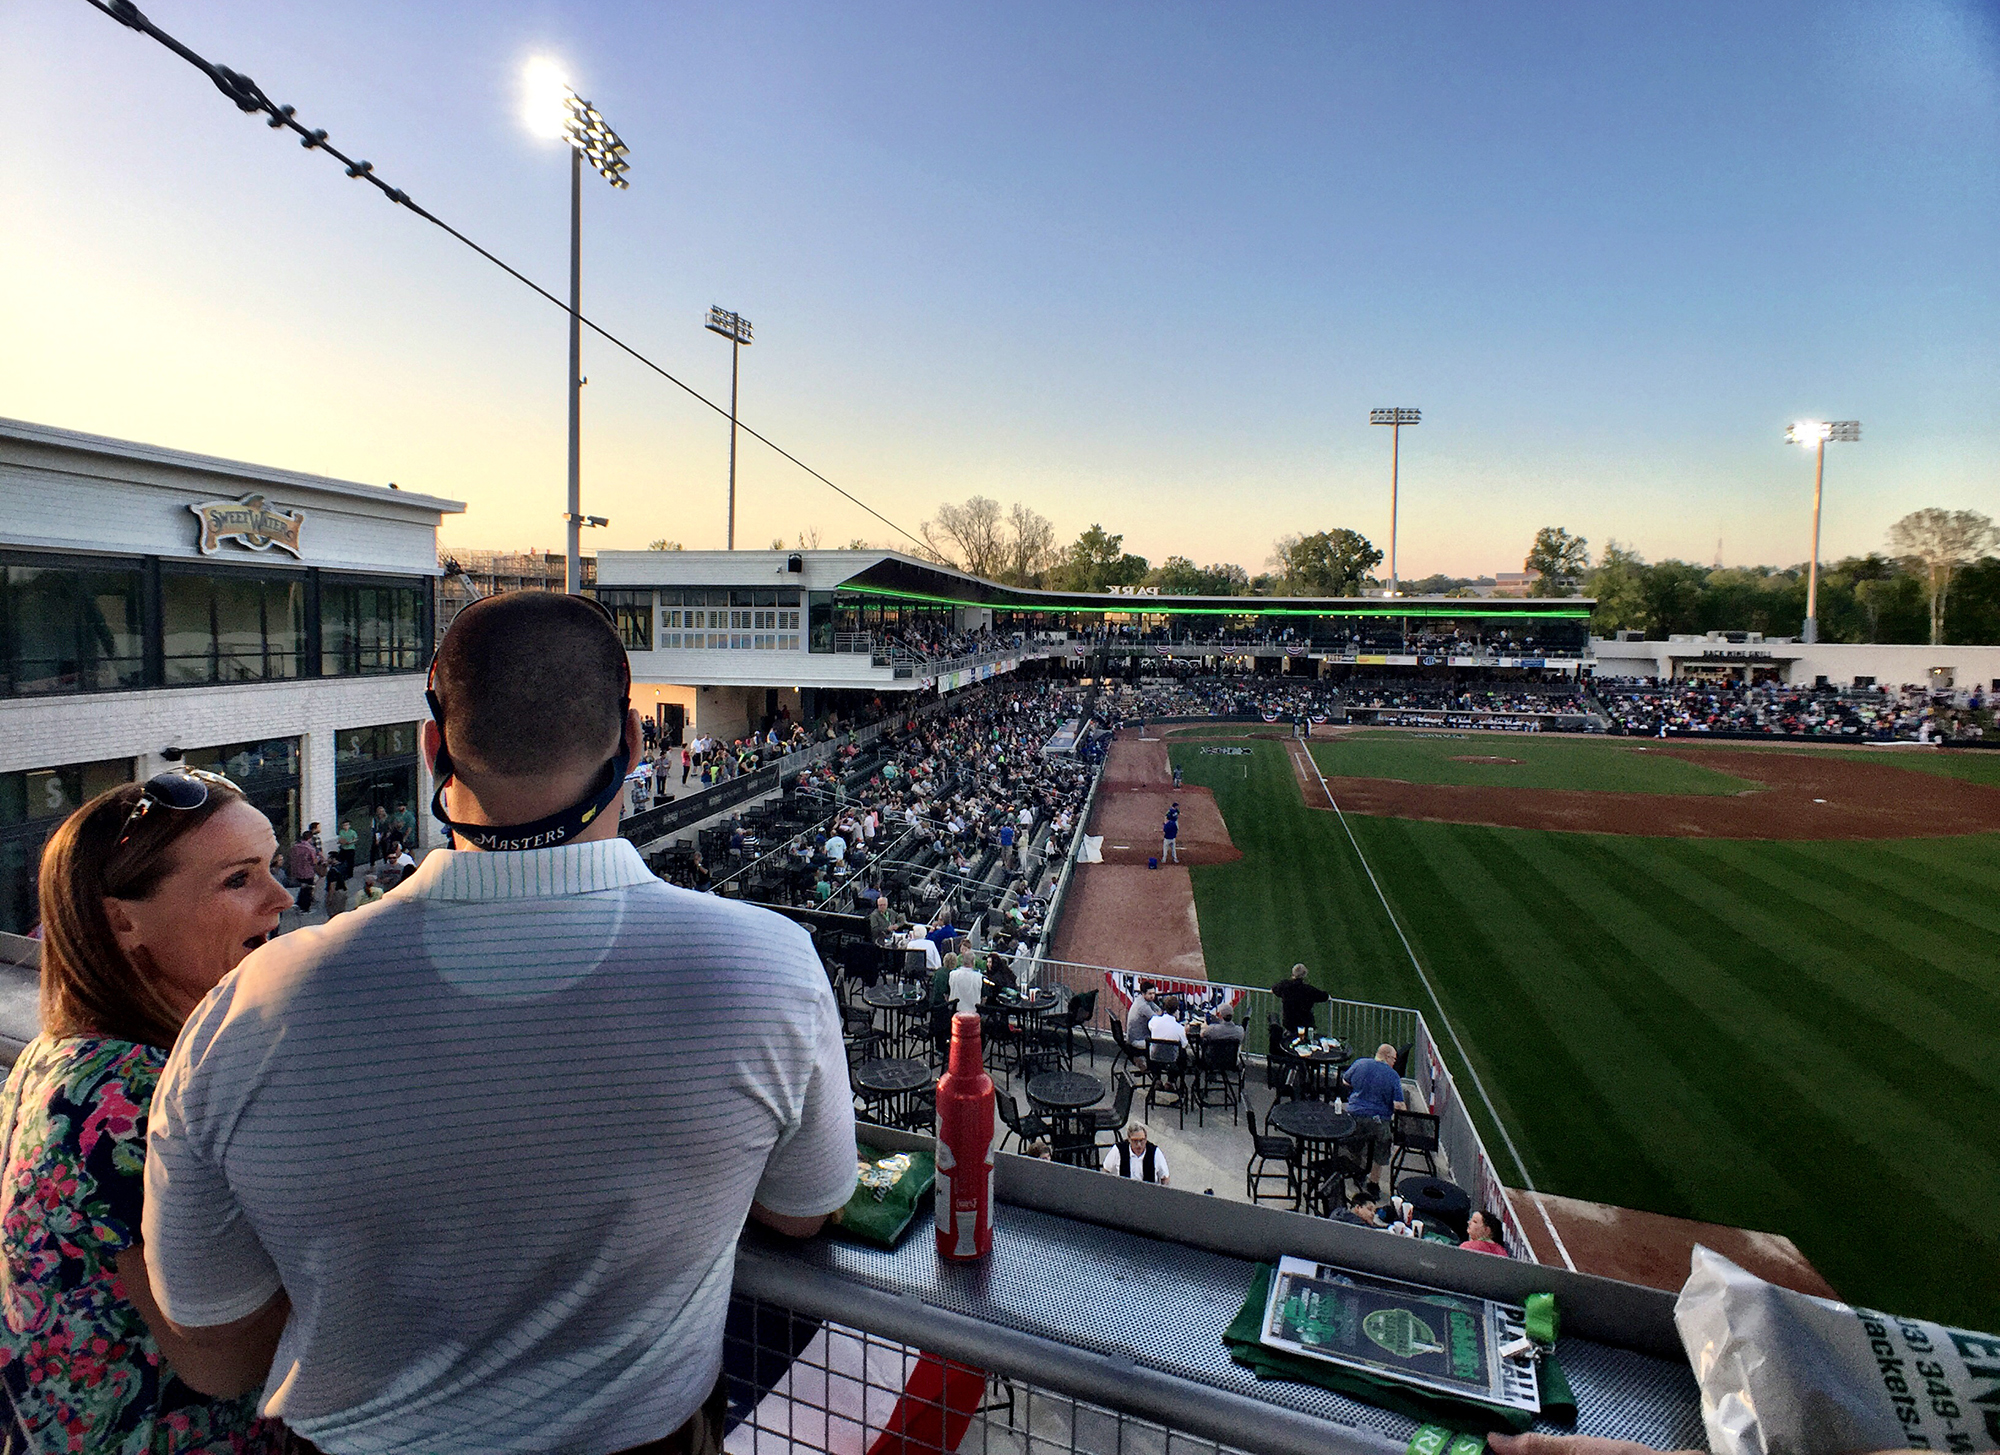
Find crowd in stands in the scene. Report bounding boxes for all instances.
[1104,674,1588,728]
[1596,679,1991,742]
[1071,623,1587,657]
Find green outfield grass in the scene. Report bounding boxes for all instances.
[1172,736,2000,1328]
[1309,731,1757,794]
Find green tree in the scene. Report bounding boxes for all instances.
[1944,555,2000,645]
[1147,556,1249,596]
[1053,525,1150,592]
[646,539,683,551]
[1584,540,1648,634]
[1887,508,1998,645]
[1638,561,1707,636]
[1269,529,1383,596]
[1523,527,1590,596]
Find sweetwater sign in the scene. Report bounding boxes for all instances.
[189,493,306,558]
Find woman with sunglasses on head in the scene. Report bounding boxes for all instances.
[0,770,293,1453]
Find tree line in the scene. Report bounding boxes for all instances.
[841,496,2000,645]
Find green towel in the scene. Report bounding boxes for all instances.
[1223,1264,1576,1436]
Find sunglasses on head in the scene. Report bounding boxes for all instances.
[117,768,237,846]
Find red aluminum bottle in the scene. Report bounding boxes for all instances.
[934,1012,996,1262]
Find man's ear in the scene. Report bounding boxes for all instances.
[623,708,643,764]
[421,720,442,773]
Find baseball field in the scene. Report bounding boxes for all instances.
[1166,727,2000,1329]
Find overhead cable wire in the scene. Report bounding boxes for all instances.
[79,0,930,552]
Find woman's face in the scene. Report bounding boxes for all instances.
[107,801,293,1021]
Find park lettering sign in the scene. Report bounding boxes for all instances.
[189,493,305,558]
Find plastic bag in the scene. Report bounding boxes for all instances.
[1674,1245,2000,1455]
[832,1143,936,1248]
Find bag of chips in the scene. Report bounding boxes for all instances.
[1676,1245,2000,1455]
[831,1143,936,1248]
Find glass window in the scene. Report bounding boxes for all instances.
[809,592,834,653]
[323,579,424,675]
[183,738,300,846]
[0,758,136,935]
[2,562,146,696]
[162,570,304,684]
[595,590,654,651]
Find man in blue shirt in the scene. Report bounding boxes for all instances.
[1344,1045,1406,1200]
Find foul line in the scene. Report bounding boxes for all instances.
[1290,740,1577,1272]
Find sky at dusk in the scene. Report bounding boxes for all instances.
[4,1,1996,579]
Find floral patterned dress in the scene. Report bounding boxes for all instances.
[0,1035,283,1453]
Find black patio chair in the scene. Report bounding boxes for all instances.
[995,1089,1049,1154]
[1058,989,1099,1066]
[1144,1039,1194,1128]
[1085,1073,1137,1150]
[841,1004,886,1070]
[1390,1109,1441,1184]
[1195,1036,1244,1126]
[1243,1105,1297,1208]
[1264,1020,1299,1104]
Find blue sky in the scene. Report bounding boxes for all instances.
[3,0,1995,576]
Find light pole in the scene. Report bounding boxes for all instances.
[1785,419,1861,644]
[705,307,754,549]
[1369,407,1421,596]
[523,59,630,593]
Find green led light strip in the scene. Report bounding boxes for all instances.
[835,583,1592,621]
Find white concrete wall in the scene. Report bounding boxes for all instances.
[1590,637,2000,689]
[1,426,455,576]
[0,677,435,849]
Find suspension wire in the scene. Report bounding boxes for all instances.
[79,0,930,552]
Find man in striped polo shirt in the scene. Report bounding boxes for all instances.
[143,593,857,1454]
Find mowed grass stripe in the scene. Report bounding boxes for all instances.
[1178,734,2000,1325]
[1563,836,2000,1203]
[1349,817,1779,1214]
[1619,840,2000,1087]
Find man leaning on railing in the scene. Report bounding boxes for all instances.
[141,593,858,1455]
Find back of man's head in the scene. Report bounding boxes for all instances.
[434,593,625,781]
[1291,963,1308,979]
[1376,1043,1398,1065]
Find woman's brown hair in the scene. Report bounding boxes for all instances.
[38,777,248,1050]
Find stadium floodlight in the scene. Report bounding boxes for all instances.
[706,307,755,549]
[1785,419,1861,644]
[523,58,631,592]
[1369,408,1422,597]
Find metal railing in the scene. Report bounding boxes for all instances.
[1005,955,1535,1263]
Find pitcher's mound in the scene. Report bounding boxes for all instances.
[1449,755,1524,765]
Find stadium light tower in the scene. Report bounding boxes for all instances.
[523,58,630,593]
[705,307,754,550]
[1785,419,1861,644]
[1369,408,1421,597]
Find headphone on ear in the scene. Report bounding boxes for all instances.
[427,596,634,852]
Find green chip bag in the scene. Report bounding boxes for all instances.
[832,1143,937,1247]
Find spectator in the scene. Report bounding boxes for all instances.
[1201,1005,1245,1048]
[323,870,349,919]
[391,842,417,885]
[1343,1044,1407,1200]
[1101,1124,1170,1186]
[1022,1140,1054,1162]
[287,828,324,915]
[358,874,385,904]
[1125,980,1162,1045]
[1334,1193,1386,1229]
[0,770,293,1448]
[868,894,898,947]
[1147,996,1190,1052]
[948,955,984,1016]
[336,818,358,878]
[1273,962,1330,1036]
[140,592,858,1453]
[1461,1209,1509,1256]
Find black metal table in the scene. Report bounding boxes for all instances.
[1269,1101,1356,1214]
[853,1057,933,1130]
[987,987,1062,1073]
[1397,1175,1472,1240]
[862,983,931,1059]
[1026,1069,1104,1167]
[1286,1041,1349,1101]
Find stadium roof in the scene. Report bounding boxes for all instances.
[832,552,1594,620]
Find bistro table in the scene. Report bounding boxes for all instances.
[987,986,1064,1073]
[1284,1038,1350,1101]
[1268,1100,1356,1215]
[1397,1175,1473,1241]
[853,1057,933,1131]
[1025,1069,1105,1167]
[862,982,931,1059]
